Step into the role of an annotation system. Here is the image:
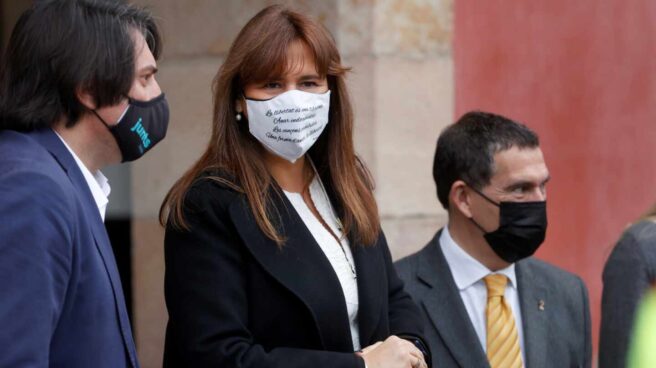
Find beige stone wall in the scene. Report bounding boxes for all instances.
[131,1,453,367]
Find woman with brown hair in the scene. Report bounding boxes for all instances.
[600,204,656,368]
[160,5,429,368]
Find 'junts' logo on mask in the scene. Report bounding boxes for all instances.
[130,118,151,149]
[99,93,169,162]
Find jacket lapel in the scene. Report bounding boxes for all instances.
[516,259,549,368]
[30,129,138,367]
[311,165,385,347]
[228,187,354,352]
[417,232,490,368]
[350,236,384,345]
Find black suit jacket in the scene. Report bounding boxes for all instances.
[395,230,591,368]
[163,176,426,367]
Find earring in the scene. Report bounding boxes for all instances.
[236,112,242,121]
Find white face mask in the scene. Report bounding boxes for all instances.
[246,89,331,163]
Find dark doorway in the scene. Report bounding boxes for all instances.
[105,219,134,321]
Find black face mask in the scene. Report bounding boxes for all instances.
[93,93,169,162]
[468,185,547,263]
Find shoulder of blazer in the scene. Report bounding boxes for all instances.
[610,221,656,279]
[394,230,442,286]
[519,257,583,283]
[0,131,78,219]
[181,173,245,214]
[163,172,248,243]
[394,248,421,280]
[517,257,587,301]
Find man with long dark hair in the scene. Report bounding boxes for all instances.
[0,1,168,366]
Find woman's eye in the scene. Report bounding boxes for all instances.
[300,81,318,87]
[263,82,281,89]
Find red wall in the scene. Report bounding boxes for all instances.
[455,0,656,357]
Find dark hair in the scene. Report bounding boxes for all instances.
[433,110,540,209]
[161,5,381,247]
[0,0,162,131]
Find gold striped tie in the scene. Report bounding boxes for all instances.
[484,274,523,368]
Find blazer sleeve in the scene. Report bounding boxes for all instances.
[379,233,431,365]
[163,181,364,368]
[0,168,73,367]
[599,231,652,368]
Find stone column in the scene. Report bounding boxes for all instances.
[342,0,454,260]
[131,1,453,367]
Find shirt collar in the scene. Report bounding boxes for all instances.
[53,130,111,221]
[440,224,517,290]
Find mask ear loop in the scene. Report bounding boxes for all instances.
[92,110,112,129]
[91,100,131,129]
[465,182,501,207]
[469,216,490,235]
[115,102,130,124]
[464,182,500,234]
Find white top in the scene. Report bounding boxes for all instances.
[54,131,111,221]
[283,175,360,351]
[440,225,526,363]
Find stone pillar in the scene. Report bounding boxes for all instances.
[131,1,453,367]
[352,0,453,259]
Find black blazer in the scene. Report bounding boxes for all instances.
[163,176,427,368]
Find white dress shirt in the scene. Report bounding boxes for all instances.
[283,174,360,351]
[54,131,111,221]
[440,225,526,363]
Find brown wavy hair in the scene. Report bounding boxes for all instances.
[159,5,380,246]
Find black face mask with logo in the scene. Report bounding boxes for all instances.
[468,185,547,263]
[93,93,169,162]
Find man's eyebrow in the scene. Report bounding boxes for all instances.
[503,180,533,191]
[503,175,551,191]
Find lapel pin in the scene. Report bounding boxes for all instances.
[538,300,545,311]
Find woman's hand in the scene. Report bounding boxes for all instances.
[358,336,427,368]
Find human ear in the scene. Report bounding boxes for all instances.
[450,180,473,218]
[75,86,98,111]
